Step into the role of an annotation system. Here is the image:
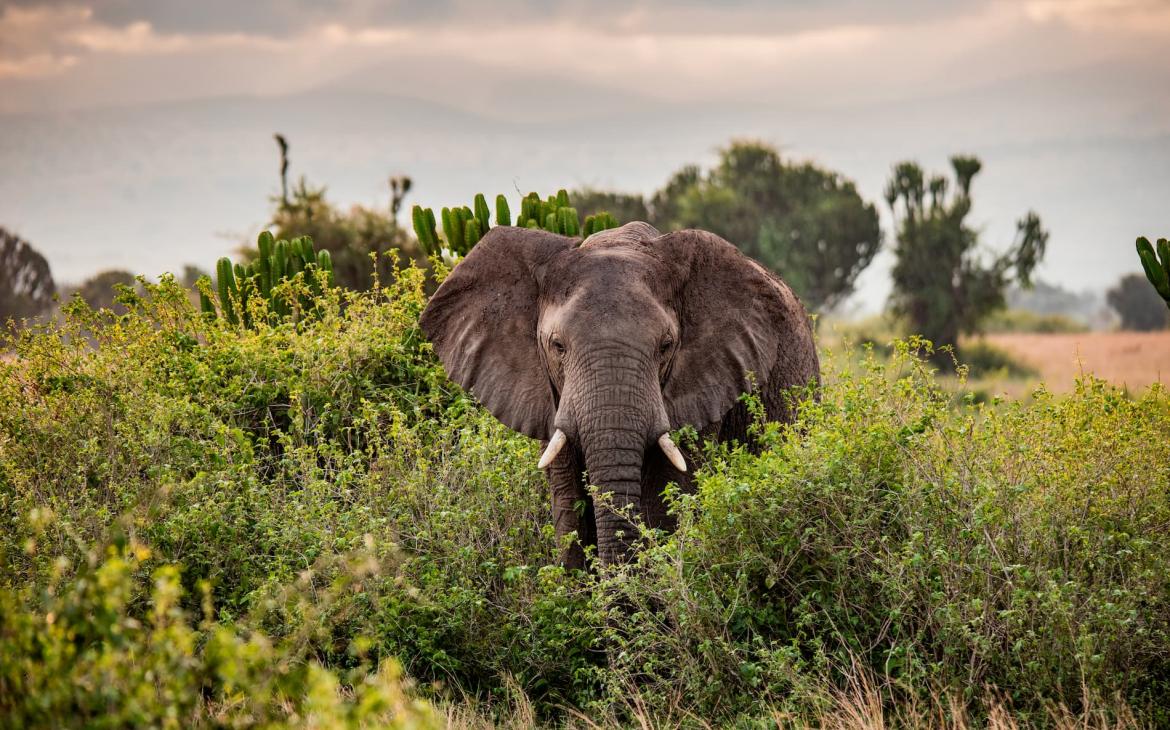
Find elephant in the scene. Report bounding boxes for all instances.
[420,222,820,567]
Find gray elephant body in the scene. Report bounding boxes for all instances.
[420,222,819,566]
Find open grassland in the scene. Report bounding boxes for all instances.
[2,277,1169,728]
[984,331,1170,394]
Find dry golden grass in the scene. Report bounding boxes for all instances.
[977,331,1170,394]
[441,677,1146,730]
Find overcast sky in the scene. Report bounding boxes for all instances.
[1,0,1169,307]
[4,0,1170,113]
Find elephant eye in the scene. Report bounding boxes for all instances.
[659,339,674,355]
[551,337,566,356]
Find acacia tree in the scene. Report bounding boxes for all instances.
[886,156,1048,368]
[0,227,56,323]
[653,141,882,312]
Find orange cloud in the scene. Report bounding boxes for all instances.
[1024,0,1170,32]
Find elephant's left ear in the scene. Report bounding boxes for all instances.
[652,229,813,431]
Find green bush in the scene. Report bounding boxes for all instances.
[603,342,1170,724]
[0,537,440,728]
[2,262,1168,727]
[0,262,600,723]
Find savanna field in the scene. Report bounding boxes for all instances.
[1,265,1168,728]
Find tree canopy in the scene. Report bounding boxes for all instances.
[575,141,882,312]
[886,156,1049,367]
[1108,273,1169,331]
[0,227,56,323]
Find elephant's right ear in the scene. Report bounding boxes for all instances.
[420,226,574,439]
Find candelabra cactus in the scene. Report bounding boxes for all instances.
[204,231,334,328]
[410,189,622,259]
[495,194,511,226]
[1136,236,1170,310]
[582,212,621,237]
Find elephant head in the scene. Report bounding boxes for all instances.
[420,222,803,564]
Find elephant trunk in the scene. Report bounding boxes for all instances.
[581,425,648,565]
[563,353,672,566]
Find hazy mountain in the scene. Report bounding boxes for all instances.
[1,58,1167,310]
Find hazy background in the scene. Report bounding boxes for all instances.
[2,0,1168,311]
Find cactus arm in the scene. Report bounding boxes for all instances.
[411,205,427,252]
[275,240,289,281]
[289,244,304,276]
[441,207,456,250]
[464,218,482,248]
[199,289,216,318]
[1137,237,1170,299]
[451,208,467,253]
[563,207,580,236]
[495,195,511,226]
[240,264,254,329]
[412,205,436,255]
[425,208,438,246]
[257,255,272,299]
[1158,238,1170,308]
[216,257,239,326]
[474,193,491,232]
[317,250,333,285]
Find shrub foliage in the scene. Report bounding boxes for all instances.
[1,263,1168,726]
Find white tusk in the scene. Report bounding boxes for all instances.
[538,429,568,469]
[658,433,688,472]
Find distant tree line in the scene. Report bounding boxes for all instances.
[574,141,1057,367]
[6,137,1168,360]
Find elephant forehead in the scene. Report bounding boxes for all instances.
[542,277,676,335]
[576,256,652,296]
[579,221,660,247]
[576,246,662,284]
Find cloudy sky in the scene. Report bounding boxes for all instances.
[4,0,1169,113]
[1,0,1169,308]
